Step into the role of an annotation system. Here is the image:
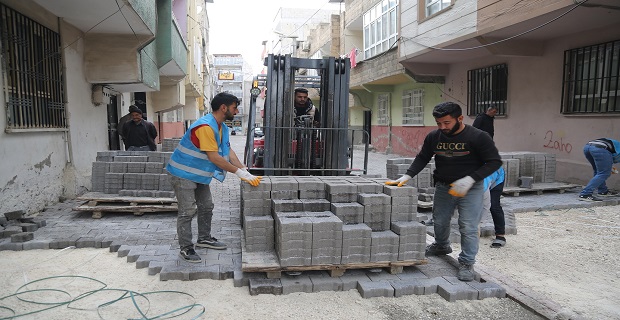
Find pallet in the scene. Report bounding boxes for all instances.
[241,238,426,278]
[502,183,580,197]
[418,200,433,209]
[74,192,177,218]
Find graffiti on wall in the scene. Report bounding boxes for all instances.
[543,130,572,154]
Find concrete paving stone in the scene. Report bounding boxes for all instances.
[4,210,25,220]
[219,264,236,279]
[339,269,372,291]
[75,238,97,248]
[22,240,51,250]
[2,226,22,237]
[0,241,23,251]
[467,281,507,299]
[159,265,190,281]
[357,280,394,298]
[10,232,34,243]
[280,274,313,294]
[188,265,221,280]
[51,239,77,249]
[310,274,343,292]
[437,279,480,302]
[18,223,38,232]
[366,270,401,282]
[249,278,283,296]
[127,249,157,263]
[135,255,167,269]
[390,280,424,297]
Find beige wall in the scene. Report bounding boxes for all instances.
[444,25,620,188]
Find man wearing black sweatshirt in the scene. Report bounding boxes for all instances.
[386,102,502,281]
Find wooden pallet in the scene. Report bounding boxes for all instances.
[502,183,580,197]
[241,237,426,278]
[74,192,177,218]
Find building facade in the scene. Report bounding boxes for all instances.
[399,0,620,188]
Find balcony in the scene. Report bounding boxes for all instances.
[34,0,160,92]
[156,0,188,83]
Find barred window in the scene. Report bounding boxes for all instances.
[402,89,424,125]
[562,40,620,114]
[377,93,389,125]
[0,4,66,130]
[467,64,507,116]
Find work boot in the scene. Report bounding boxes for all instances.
[457,262,475,282]
[425,242,453,256]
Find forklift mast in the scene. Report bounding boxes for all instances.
[245,54,366,176]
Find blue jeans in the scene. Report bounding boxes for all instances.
[432,181,485,266]
[580,144,613,196]
[170,175,215,250]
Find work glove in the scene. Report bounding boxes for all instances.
[235,168,262,187]
[448,176,475,197]
[613,167,618,174]
[385,174,412,187]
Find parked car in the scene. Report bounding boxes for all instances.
[254,128,264,138]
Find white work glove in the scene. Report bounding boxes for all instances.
[613,167,618,174]
[235,168,262,187]
[385,174,412,187]
[449,176,475,197]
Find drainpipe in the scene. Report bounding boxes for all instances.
[58,17,73,165]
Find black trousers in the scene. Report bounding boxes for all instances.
[490,182,506,235]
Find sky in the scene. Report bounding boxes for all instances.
[206,0,343,77]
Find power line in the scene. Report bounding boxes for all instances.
[271,1,332,52]
[402,0,589,52]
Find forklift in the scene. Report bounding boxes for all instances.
[244,54,368,176]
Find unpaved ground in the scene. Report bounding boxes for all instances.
[1,205,619,319]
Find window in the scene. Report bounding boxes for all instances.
[377,93,390,125]
[1,4,66,129]
[402,89,424,125]
[363,0,398,60]
[425,0,452,18]
[562,40,620,114]
[467,64,508,116]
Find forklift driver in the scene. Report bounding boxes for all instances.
[294,88,320,127]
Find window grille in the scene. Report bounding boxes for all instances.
[0,4,66,129]
[467,64,507,116]
[377,93,389,125]
[562,40,620,114]
[402,89,424,125]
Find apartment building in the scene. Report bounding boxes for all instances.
[399,0,620,188]
[0,0,210,213]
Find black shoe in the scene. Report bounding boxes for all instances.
[598,190,619,197]
[196,237,227,250]
[179,248,201,263]
[578,194,602,202]
[425,242,453,256]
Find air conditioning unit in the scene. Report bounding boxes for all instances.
[301,42,311,52]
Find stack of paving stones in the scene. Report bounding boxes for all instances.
[0,210,47,249]
[91,150,174,198]
[240,176,427,269]
[161,138,181,152]
[500,151,557,185]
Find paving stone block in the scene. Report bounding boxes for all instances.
[22,240,50,250]
[234,271,267,288]
[280,274,313,294]
[357,280,394,298]
[11,232,34,243]
[310,274,343,292]
[390,280,424,297]
[159,266,190,281]
[467,281,507,299]
[383,185,417,197]
[249,278,283,295]
[4,210,24,221]
[366,270,400,282]
[188,265,221,280]
[0,216,7,227]
[75,238,97,248]
[2,226,22,238]
[148,261,165,276]
[340,269,372,291]
[0,241,23,250]
[437,278,480,302]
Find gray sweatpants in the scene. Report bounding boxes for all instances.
[170,175,214,250]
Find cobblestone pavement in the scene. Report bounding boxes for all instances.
[1,135,617,304]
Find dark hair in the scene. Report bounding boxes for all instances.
[487,105,498,111]
[432,102,462,119]
[211,92,240,111]
[294,88,308,94]
[128,105,142,114]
